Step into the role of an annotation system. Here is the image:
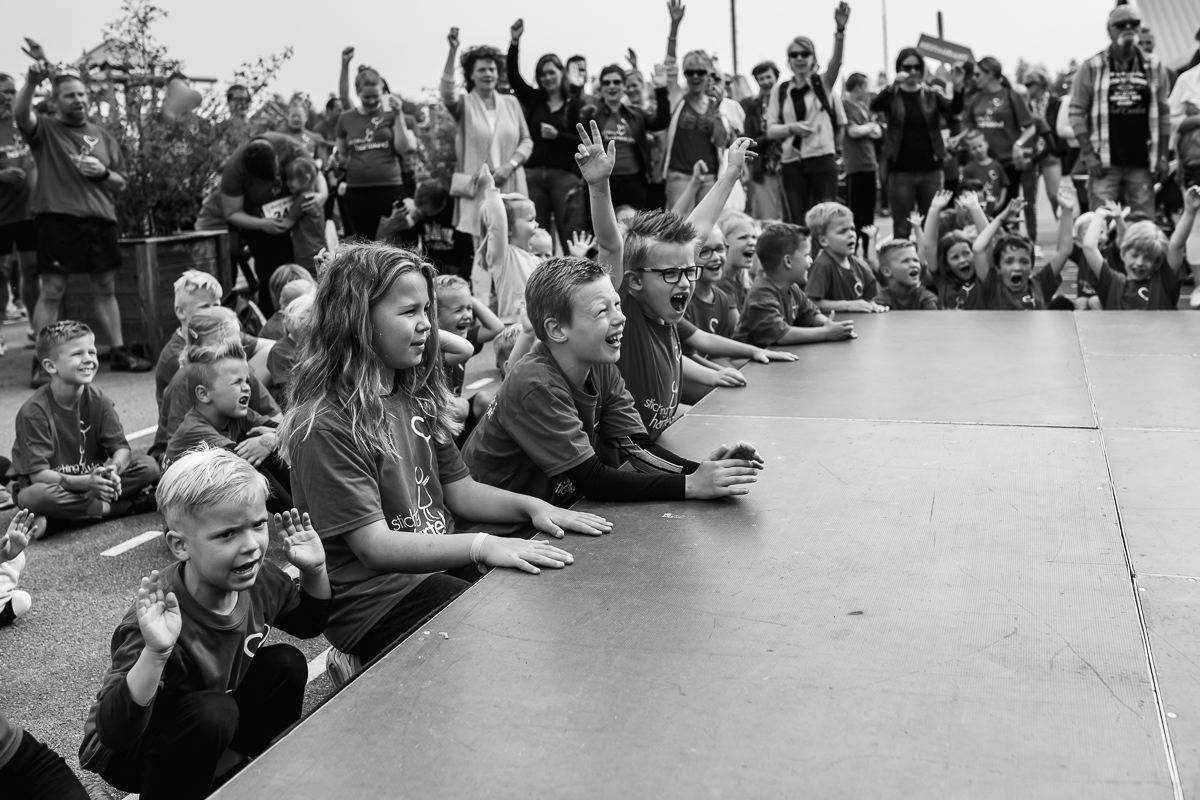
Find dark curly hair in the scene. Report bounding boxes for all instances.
[460,45,505,93]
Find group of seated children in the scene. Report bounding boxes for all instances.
[3,115,1200,800]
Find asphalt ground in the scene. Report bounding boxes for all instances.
[0,188,1195,798]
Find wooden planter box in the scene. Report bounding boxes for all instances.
[62,230,233,361]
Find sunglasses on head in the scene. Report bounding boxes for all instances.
[1113,19,1141,30]
[684,69,708,78]
[788,50,813,59]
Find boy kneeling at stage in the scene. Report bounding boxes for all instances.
[79,448,331,800]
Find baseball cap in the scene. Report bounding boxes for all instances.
[1108,6,1141,26]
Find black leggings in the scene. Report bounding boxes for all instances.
[845,171,877,254]
[0,728,90,800]
[781,154,839,225]
[100,644,307,800]
[238,227,294,317]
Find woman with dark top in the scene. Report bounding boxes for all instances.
[964,56,1038,239]
[507,18,581,249]
[580,64,671,212]
[335,51,415,242]
[869,48,965,240]
[1020,68,1064,220]
[663,49,726,215]
[767,2,852,225]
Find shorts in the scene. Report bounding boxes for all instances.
[0,219,37,253]
[36,213,123,275]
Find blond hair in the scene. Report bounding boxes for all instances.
[804,201,854,242]
[157,446,269,532]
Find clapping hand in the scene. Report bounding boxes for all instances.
[575,120,616,186]
[0,510,35,563]
[136,570,181,656]
[277,510,326,573]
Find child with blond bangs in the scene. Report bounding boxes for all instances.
[1082,186,1197,310]
[716,209,758,312]
[279,242,611,689]
[476,164,541,322]
[804,201,889,313]
[259,264,314,340]
[433,274,504,445]
[154,270,223,404]
[151,307,281,464]
[874,240,939,310]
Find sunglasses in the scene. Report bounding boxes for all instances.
[637,266,701,284]
[1112,19,1141,30]
[684,69,708,78]
[788,50,813,59]
[901,63,924,72]
[601,79,624,86]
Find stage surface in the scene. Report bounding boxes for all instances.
[216,313,1199,799]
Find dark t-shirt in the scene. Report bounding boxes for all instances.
[0,118,35,226]
[419,202,475,279]
[668,101,719,175]
[220,132,304,217]
[527,102,579,174]
[962,160,1009,214]
[1094,262,1182,310]
[682,287,735,355]
[892,91,939,173]
[963,267,1062,310]
[875,284,940,310]
[153,366,278,457]
[617,278,698,440]
[806,250,879,302]
[734,276,822,346]
[335,110,404,187]
[964,88,1033,164]
[12,385,127,480]
[715,274,749,314]
[931,269,974,310]
[287,396,470,651]
[1107,67,1152,169]
[843,100,878,175]
[462,341,645,516]
[164,406,273,464]
[25,115,125,222]
[601,111,642,177]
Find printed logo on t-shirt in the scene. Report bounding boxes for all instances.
[853,279,864,299]
[553,477,576,500]
[350,116,391,153]
[386,414,450,536]
[243,624,272,657]
[1109,72,1149,117]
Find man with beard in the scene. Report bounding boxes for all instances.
[1069,5,1172,215]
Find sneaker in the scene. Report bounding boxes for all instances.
[4,302,24,321]
[110,346,152,372]
[30,357,50,389]
[0,485,13,511]
[0,590,31,628]
[325,647,363,689]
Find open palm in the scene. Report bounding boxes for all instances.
[136,571,181,655]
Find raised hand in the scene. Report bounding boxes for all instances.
[929,189,953,212]
[907,210,923,233]
[341,46,355,65]
[22,38,47,63]
[0,510,35,563]
[861,223,878,239]
[692,160,710,178]
[478,536,576,572]
[1001,197,1027,221]
[447,27,460,50]
[956,191,982,213]
[725,137,757,177]
[476,162,496,194]
[136,571,181,656]
[575,120,616,186]
[511,19,525,43]
[277,510,326,573]
[1057,182,1078,214]
[667,0,686,25]
[834,1,851,29]
[652,63,668,89]
[626,48,638,69]
[1185,185,1200,213]
[568,231,596,257]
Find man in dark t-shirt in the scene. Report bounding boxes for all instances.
[15,66,152,385]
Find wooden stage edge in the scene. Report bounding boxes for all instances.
[215,313,1200,799]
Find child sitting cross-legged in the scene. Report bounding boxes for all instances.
[804,201,889,314]
[13,322,160,538]
[461,255,766,524]
[164,342,292,511]
[1081,185,1197,310]
[874,239,939,310]
[78,448,331,800]
[734,223,857,346]
[966,191,1075,310]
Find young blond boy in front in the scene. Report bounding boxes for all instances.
[804,202,889,314]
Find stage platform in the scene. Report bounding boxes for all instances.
[215,312,1199,799]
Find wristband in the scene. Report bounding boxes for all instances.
[508,159,519,170]
[470,532,489,564]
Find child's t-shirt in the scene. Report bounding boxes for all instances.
[78,560,329,773]
[682,287,735,355]
[491,246,540,324]
[875,285,940,310]
[334,109,404,187]
[152,369,280,460]
[716,272,749,314]
[462,341,646,516]
[288,205,325,272]
[734,276,822,346]
[963,267,1062,310]
[1093,262,1183,310]
[805,250,879,303]
[617,278,699,440]
[962,160,1009,214]
[12,385,128,485]
[164,407,275,465]
[288,395,470,652]
[931,270,975,310]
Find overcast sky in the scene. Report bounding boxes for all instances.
[5,0,1117,102]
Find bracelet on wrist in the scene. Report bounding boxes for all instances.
[470,532,490,564]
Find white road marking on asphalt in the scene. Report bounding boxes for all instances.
[101,530,162,557]
[127,425,157,441]
[307,648,331,684]
[464,377,494,391]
